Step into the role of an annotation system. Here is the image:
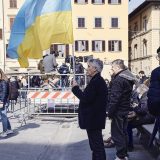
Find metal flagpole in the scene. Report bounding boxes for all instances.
[2,0,6,71]
[72,44,76,81]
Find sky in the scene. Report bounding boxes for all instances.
[129,0,145,14]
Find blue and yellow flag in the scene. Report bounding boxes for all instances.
[7,0,74,67]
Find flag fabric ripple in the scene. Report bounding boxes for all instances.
[7,0,74,67]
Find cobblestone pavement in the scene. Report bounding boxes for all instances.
[0,117,155,160]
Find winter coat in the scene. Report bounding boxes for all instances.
[0,80,9,103]
[72,73,108,129]
[147,66,160,102]
[108,69,136,118]
[147,66,160,116]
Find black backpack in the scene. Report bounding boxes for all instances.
[9,81,19,101]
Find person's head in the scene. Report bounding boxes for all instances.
[0,68,8,81]
[156,46,160,62]
[87,58,103,77]
[111,59,126,75]
[54,51,59,57]
[75,58,79,64]
[139,70,145,78]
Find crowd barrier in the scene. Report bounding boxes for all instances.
[27,90,79,115]
[7,73,87,117]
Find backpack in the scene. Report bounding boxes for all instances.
[9,81,19,101]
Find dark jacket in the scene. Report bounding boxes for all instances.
[9,80,19,101]
[147,66,160,102]
[72,73,108,129]
[147,66,160,116]
[0,80,9,103]
[108,69,136,118]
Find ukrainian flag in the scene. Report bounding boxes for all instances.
[7,0,74,68]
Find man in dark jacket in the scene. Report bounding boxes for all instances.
[72,58,108,160]
[147,47,160,116]
[108,59,136,160]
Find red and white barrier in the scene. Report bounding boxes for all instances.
[27,91,79,105]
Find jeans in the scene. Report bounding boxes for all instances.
[0,106,11,132]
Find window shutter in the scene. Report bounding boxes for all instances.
[92,41,95,51]
[108,41,111,51]
[53,44,57,51]
[86,41,89,51]
[74,0,78,3]
[119,41,122,51]
[85,0,88,3]
[75,41,78,51]
[92,0,95,4]
[66,44,69,56]
[102,0,105,3]
[108,0,111,4]
[102,41,105,51]
[0,29,2,40]
[118,0,121,4]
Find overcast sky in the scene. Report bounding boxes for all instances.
[129,0,145,14]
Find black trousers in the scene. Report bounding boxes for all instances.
[87,129,106,160]
[111,115,128,159]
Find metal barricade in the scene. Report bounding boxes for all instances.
[27,90,79,116]
[6,73,87,117]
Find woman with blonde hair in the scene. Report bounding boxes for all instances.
[0,69,13,137]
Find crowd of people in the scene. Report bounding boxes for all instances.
[0,48,160,160]
[71,51,160,160]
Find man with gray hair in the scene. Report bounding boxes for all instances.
[72,58,108,160]
[108,59,137,160]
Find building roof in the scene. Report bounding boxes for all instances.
[129,0,160,19]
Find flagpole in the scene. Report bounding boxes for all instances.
[72,44,76,81]
[2,0,6,71]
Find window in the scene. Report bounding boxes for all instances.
[10,17,15,30]
[0,29,2,40]
[111,18,118,28]
[95,18,102,28]
[10,0,17,8]
[75,40,89,52]
[92,40,105,52]
[92,0,105,4]
[78,18,85,28]
[129,47,132,59]
[134,22,138,35]
[134,44,138,59]
[74,0,88,4]
[51,44,69,58]
[143,16,147,32]
[108,40,122,52]
[108,0,121,4]
[143,39,147,57]
[129,26,133,38]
